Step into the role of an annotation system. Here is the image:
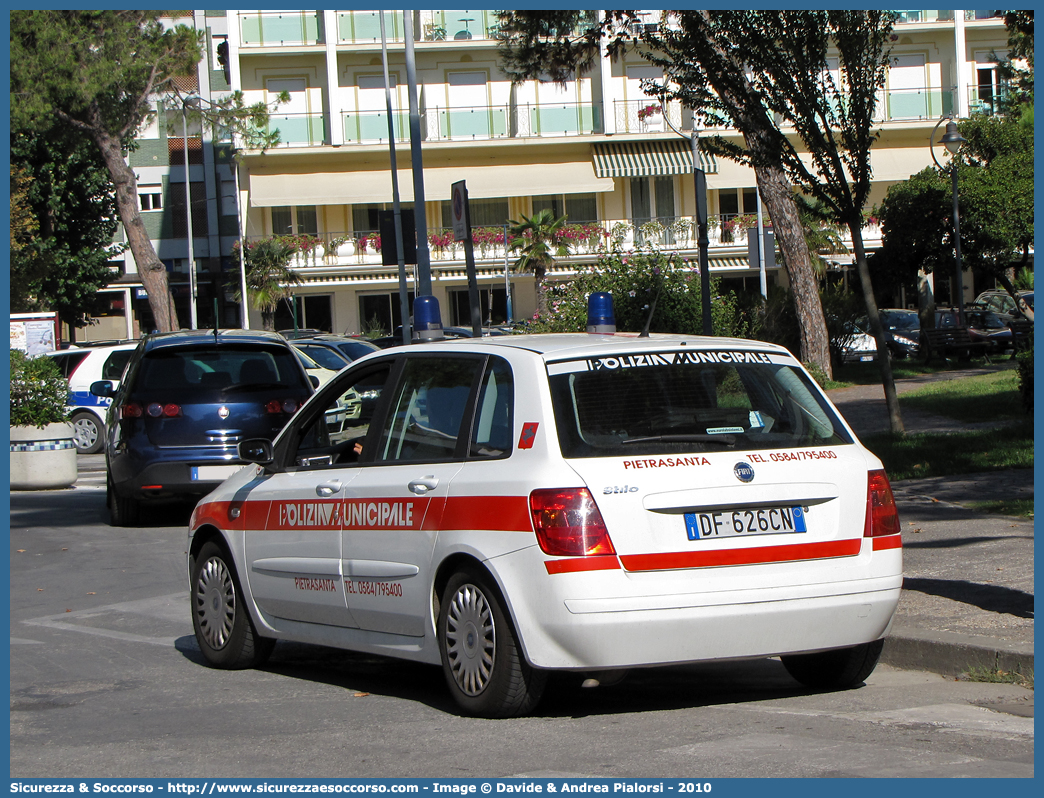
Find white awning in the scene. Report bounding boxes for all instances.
[248,161,615,207]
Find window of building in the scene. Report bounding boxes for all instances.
[220,181,237,217]
[270,206,319,236]
[448,286,510,327]
[532,193,597,223]
[358,292,415,336]
[139,185,163,211]
[170,183,209,238]
[353,203,414,235]
[630,177,675,222]
[274,294,333,333]
[438,197,509,229]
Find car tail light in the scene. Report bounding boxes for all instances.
[146,402,181,418]
[121,402,142,419]
[864,469,900,537]
[265,399,300,414]
[529,488,616,556]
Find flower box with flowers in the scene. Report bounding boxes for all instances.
[637,104,661,121]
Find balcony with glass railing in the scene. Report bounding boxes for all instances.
[891,10,1004,24]
[874,86,955,121]
[892,10,955,24]
[336,10,406,44]
[268,113,328,147]
[419,10,499,42]
[240,11,324,46]
[342,109,411,144]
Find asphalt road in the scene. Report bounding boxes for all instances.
[9,479,1034,780]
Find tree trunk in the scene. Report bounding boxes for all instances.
[92,128,179,333]
[534,266,548,318]
[850,225,904,435]
[752,162,833,379]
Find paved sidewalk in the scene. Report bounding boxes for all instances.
[827,366,1035,682]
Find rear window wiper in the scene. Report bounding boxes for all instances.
[622,433,737,446]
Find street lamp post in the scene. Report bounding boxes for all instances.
[930,116,968,325]
[182,97,198,329]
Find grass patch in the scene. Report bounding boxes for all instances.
[961,666,1034,688]
[964,499,1035,519]
[863,423,1034,480]
[899,368,1024,423]
[832,357,994,385]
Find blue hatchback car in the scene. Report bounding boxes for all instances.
[91,329,313,526]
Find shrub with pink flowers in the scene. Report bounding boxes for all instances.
[524,242,758,339]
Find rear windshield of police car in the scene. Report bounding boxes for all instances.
[135,344,309,401]
[547,349,853,459]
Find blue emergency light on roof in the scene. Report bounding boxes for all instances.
[413,295,444,342]
[586,292,616,334]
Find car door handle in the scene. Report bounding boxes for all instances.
[408,476,439,495]
[316,480,343,497]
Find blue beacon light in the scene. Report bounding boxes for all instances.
[586,292,616,334]
[413,295,445,342]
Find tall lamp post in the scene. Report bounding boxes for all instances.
[930,115,968,324]
[182,95,200,329]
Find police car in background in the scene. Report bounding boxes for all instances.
[187,295,902,718]
[46,342,138,453]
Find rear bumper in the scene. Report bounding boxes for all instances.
[109,447,247,500]
[493,546,903,670]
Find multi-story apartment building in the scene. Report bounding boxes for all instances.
[94,9,1012,340]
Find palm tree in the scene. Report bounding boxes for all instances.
[232,237,302,330]
[794,193,849,277]
[507,209,571,318]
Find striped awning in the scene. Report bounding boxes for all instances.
[593,140,717,178]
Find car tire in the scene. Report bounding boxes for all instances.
[437,567,546,718]
[781,638,885,690]
[107,477,141,527]
[191,540,275,669]
[71,411,104,454]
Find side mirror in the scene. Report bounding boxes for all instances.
[90,380,115,398]
[309,374,320,389]
[238,438,274,465]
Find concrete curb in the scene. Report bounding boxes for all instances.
[883,622,1035,678]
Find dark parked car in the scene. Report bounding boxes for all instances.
[277,328,326,340]
[91,329,313,526]
[971,290,1033,321]
[293,335,382,367]
[878,309,922,359]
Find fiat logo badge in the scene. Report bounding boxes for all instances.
[218,406,230,419]
[734,462,755,483]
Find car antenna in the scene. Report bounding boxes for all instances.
[639,284,663,338]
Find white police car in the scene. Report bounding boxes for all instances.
[187,295,902,717]
[47,342,138,453]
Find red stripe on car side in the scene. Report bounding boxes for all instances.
[619,539,863,572]
[544,556,621,575]
[439,495,533,532]
[872,535,902,551]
